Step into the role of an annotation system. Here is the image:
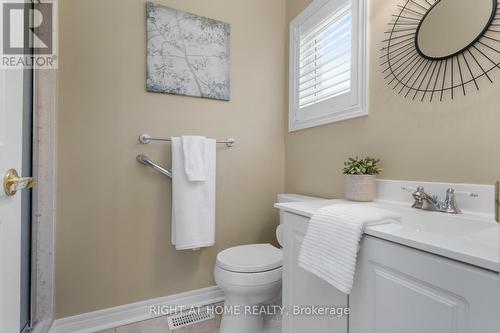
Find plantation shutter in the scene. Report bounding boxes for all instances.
[299,5,352,109]
[289,0,367,132]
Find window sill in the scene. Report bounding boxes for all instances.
[288,106,368,132]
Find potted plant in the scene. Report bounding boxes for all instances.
[342,157,382,202]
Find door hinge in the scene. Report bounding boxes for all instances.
[21,321,33,333]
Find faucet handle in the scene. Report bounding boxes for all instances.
[409,186,427,209]
[411,186,428,198]
[441,188,461,214]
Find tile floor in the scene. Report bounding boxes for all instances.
[96,313,221,333]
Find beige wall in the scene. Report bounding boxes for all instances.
[56,0,500,318]
[285,0,500,198]
[56,0,286,317]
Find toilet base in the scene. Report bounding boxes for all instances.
[214,263,282,333]
[219,306,282,333]
[219,310,264,333]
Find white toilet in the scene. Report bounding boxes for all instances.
[214,194,320,333]
[214,243,283,333]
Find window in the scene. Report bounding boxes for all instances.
[289,0,367,131]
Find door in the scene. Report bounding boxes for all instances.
[0,68,34,331]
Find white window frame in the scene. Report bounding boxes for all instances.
[289,0,368,132]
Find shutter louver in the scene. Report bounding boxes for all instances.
[298,6,352,109]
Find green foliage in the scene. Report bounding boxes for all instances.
[342,157,382,175]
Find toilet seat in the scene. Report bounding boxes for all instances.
[216,244,283,273]
[214,264,282,287]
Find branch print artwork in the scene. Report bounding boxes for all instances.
[146,2,230,101]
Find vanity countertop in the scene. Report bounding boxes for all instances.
[275,199,500,273]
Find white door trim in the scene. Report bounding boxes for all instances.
[49,286,225,333]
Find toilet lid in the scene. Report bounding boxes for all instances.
[216,244,283,273]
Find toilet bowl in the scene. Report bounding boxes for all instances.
[214,243,283,333]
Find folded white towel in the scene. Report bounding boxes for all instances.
[182,136,208,181]
[298,204,401,294]
[171,137,216,250]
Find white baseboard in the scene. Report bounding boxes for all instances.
[49,286,225,333]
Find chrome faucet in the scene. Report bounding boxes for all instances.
[411,186,461,214]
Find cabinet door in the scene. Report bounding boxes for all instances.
[350,236,500,333]
[282,212,348,333]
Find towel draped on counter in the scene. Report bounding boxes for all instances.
[298,204,401,294]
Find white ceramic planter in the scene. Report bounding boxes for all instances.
[345,174,376,202]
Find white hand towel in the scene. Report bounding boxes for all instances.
[182,136,208,181]
[298,204,401,294]
[171,137,216,250]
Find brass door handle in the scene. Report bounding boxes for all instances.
[3,169,35,196]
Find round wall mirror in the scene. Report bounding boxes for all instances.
[381,0,500,102]
[416,0,496,60]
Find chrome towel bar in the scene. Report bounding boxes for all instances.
[139,133,235,147]
[137,154,172,178]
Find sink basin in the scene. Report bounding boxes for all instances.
[365,202,499,271]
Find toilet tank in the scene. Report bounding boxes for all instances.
[276,194,322,247]
[276,193,322,224]
[277,193,323,203]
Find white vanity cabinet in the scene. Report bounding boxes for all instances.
[281,212,348,333]
[280,209,500,333]
[350,236,500,333]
